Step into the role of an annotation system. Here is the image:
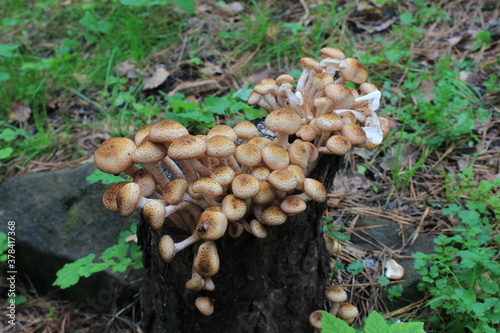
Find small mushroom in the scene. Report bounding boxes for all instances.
[385,259,404,280]
[194,296,214,316]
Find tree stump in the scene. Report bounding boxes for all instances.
[138,154,343,333]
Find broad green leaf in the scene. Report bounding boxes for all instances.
[389,322,425,333]
[365,311,389,333]
[321,311,355,333]
[347,260,365,274]
[53,254,96,288]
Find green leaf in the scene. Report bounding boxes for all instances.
[0,147,13,159]
[86,168,128,184]
[378,276,390,287]
[53,254,96,289]
[347,260,365,274]
[365,311,390,333]
[0,43,20,58]
[173,0,196,14]
[389,322,425,333]
[321,311,355,333]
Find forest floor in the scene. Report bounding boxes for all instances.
[0,0,499,332]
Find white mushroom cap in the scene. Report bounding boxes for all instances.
[385,259,404,280]
[194,296,214,316]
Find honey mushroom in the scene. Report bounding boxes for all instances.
[95,46,390,318]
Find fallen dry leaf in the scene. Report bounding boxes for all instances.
[167,79,221,96]
[218,2,244,16]
[117,59,139,79]
[9,100,31,122]
[143,66,170,90]
[333,170,373,196]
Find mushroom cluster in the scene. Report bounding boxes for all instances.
[94,46,389,316]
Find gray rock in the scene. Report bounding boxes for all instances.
[349,216,436,309]
[0,162,142,312]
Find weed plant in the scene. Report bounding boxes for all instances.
[413,169,500,332]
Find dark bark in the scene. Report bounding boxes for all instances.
[138,154,343,333]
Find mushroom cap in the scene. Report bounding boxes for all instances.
[235,143,262,167]
[280,196,306,215]
[385,259,405,280]
[287,164,305,191]
[132,139,168,164]
[207,125,237,142]
[131,168,157,197]
[325,285,348,303]
[94,137,136,175]
[228,221,245,238]
[299,57,322,72]
[251,165,271,181]
[168,135,206,160]
[250,219,267,238]
[312,73,334,90]
[296,124,317,142]
[264,108,302,135]
[191,177,223,197]
[337,302,359,320]
[320,47,346,60]
[231,174,260,199]
[275,74,294,86]
[196,209,228,240]
[143,200,166,230]
[194,296,214,316]
[221,194,248,221]
[248,136,272,150]
[158,235,176,263]
[262,144,290,170]
[325,135,352,155]
[185,273,205,292]
[339,111,357,124]
[253,181,276,205]
[303,178,327,202]
[205,135,236,158]
[261,205,287,226]
[315,113,344,132]
[247,91,262,106]
[233,120,259,141]
[359,82,378,95]
[162,179,189,205]
[116,182,142,217]
[339,58,367,84]
[341,123,367,147]
[324,84,355,110]
[308,310,323,329]
[379,116,391,139]
[148,119,189,143]
[287,140,309,169]
[102,181,128,212]
[194,241,220,277]
[134,124,154,145]
[268,168,298,192]
[210,165,235,186]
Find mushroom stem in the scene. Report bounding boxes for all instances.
[161,156,185,180]
[148,162,169,188]
[176,232,201,252]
